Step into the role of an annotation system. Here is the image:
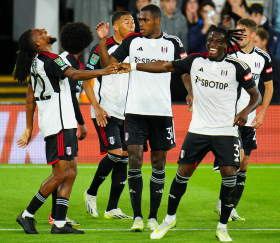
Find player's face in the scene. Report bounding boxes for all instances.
[117,14,135,38]
[31,28,57,46]
[253,35,264,50]
[236,25,255,48]
[206,31,226,61]
[138,10,158,37]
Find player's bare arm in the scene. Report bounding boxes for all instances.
[82,79,110,127]
[78,124,87,140]
[252,80,273,129]
[96,22,119,67]
[16,83,36,148]
[233,86,262,127]
[64,64,117,81]
[182,73,193,111]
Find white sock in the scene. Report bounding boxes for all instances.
[54,220,66,228]
[165,214,176,224]
[217,222,227,229]
[22,209,34,218]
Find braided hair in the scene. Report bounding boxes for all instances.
[13,29,37,83]
[208,25,246,57]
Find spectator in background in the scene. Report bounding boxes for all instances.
[131,0,151,32]
[274,0,280,60]
[211,0,226,23]
[113,0,129,11]
[249,3,278,55]
[181,0,200,29]
[254,28,280,103]
[221,0,249,29]
[160,0,188,51]
[188,1,218,54]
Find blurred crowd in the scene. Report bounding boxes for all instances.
[112,0,280,103]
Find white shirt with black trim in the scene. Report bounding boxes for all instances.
[229,46,273,127]
[172,53,256,137]
[111,32,187,117]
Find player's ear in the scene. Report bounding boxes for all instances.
[155,17,161,25]
[113,24,118,32]
[35,40,42,47]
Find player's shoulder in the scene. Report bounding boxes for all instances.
[123,32,142,42]
[38,51,59,61]
[225,55,249,70]
[225,45,240,55]
[91,36,117,55]
[162,32,183,48]
[189,52,209,59]
[253,46,271,62]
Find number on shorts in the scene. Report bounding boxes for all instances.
[234,144,239,157]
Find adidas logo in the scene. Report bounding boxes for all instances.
[129,189,136,193]
[198,67,203,72]
[156,189,164,194]
[169,194,176,199]
[234,157,239,162]
[137,47,143,51]
[120,180,127,185]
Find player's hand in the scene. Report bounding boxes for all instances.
[233,110,248,127]
[78,124,87,140]
[117,63,132,74]
[252,112,264,129]
[16,127,32,148]
[186,93,193,112]
[96,22,109,39]
[95,104,111,127]
[103,63,118,75]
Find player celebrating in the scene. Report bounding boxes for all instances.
[14,28,115,234]
[117,25,261,241]
[214,19,273,221]
[96,4,188,231]
[83,11,135,220]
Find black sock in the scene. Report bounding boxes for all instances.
[51,188,57,219]
[234,170,246,208]
[149,168,165,219]
[167,172,189,216]
[55,197,69,221]
[128,168,143,219]
[26,191,47,215]
[106,156,128,211]
[220,175,237,224]
[87,153,115,196]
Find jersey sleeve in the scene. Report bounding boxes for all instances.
[173,37,187,60]
[45,55,70,79]
[236,64,256,90]
[260,55,273,82]
[171,54,198,75]
[85,44,100,70]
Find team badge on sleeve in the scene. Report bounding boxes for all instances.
[54,57,66,66]
[90,54,99,65]
[266,67,273,73]
[244,72,253,81]
[180,52,187,59]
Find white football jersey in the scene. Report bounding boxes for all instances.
[85,36,129,120]
[29,52,77,138]
[111,32,187,116]
[229,46,273,126]
[172,53,256,137]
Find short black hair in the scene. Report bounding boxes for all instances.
[61,22,94,54]
[249,3,263,15]
[201,0,215,9]
[141,4,161,19]
[112,11,131,25]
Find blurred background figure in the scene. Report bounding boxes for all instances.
[188,0,218,53]
[220,0,249,29]
[160,0,188,51]
[249,3,278,55]
[254,28,280,103]
[211,0,226,23]
[181,0,200,29]
[131,0,152,32]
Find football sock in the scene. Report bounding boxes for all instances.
[234,170,246,208]
[128,168,143,219]
[217,222,227,229]
[51,188,57,219]
[167,172,189,215]
[106,156,128,211]
[22,210,34,218]
[220,175,237,224]
[54,197,69,227]
[149,168,165,219]
[26,191,47,215]
[87,153,115,196]
[165,214,176,224]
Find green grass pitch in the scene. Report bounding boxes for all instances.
[0,164,279,242]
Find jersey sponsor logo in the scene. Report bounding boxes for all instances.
[255,62,260,68]
[137,47,143,51]
[266,67,273,73]
[161,47,168,54]
[180,150,185,158]
[180,52,187,59]
[195,76,228,90]
[54,57,66,66]
[108,136,115,145]
[244,72,253,81]
[90,54,99,65]
[66,147,72,155]
[134,57,169,63]
[221,70,228,76]
[125,132,129,141]
[198,67,203,72]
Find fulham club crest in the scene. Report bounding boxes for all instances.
[255,62,260,68]
[125,132,129,141]
[221,70,228,76]
[161,47,168,54]
[109,136,115,145]
[66,147,72,155]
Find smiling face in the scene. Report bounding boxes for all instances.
[31,28,57,49]
[206,31,227,61]
[138,10,159,38]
